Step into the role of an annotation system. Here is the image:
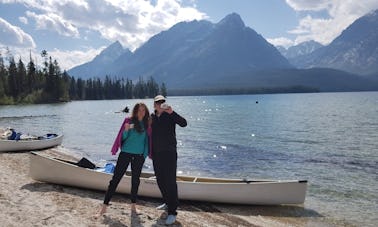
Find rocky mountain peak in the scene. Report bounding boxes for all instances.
[217,12,245,28]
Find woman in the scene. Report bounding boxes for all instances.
[96,103,150,217]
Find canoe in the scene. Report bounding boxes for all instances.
[0,134,63,152]
[29,151,307,205]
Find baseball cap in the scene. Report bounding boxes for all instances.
[154,95,166,102]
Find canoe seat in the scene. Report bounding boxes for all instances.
[193,177,198,182]
[148,176,156,180]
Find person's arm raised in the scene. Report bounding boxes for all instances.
[171,111,187,127]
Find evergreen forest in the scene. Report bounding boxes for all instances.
[0,51,166,105]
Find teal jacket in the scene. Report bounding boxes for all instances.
[121,121,148,158]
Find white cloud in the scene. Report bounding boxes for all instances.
[285,0,378,45]
[84,0,207,50]
[267,37,294,48]
[0,17,35,48]
[0,45,100,71]
[6,0,206,51]
[19,16,28,24]
[26,11,79,37]
[288,15,336,45]
[48,47,104,70]
[285,0,331,11]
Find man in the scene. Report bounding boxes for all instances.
[151,95,187,225]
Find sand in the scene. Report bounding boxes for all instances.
[0,149,329,227]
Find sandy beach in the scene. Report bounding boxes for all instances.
[0,149,330,227]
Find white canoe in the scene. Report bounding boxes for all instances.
[29,151,307,205]
[0,134,63,152]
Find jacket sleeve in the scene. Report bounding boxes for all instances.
[170,111,187,127]
[147,126,153,159]
[143,133,149,159]
[111,117,130,155]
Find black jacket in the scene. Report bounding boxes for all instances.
[151,111,187,152]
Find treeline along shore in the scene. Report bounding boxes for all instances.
[0,51,166,105]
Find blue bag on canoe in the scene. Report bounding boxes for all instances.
[104,163,115,173]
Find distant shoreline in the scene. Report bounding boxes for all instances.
[5,87,378,105]
[168,85,320,96]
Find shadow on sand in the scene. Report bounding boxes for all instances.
[180,200,323,218]
[22,181,322,225]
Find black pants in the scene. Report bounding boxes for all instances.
[153,150,178,215]
[103,152,145,204]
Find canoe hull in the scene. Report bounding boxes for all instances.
[0,135,63,152]
[29,152,307,205]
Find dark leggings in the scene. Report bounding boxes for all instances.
[153,151,178,215]
[103,152,145,204]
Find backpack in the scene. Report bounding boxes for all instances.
[77,157,96,169]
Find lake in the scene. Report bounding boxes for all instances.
[1,92,377,226]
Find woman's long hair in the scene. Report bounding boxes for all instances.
[131,103,150,133]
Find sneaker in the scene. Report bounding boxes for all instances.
[165,214,176,225]
[156,203,168,210]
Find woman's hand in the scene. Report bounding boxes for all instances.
[124,123,131,131]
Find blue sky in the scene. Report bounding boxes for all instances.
[1,0,377,70]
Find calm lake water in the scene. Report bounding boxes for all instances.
[1,92,377,226]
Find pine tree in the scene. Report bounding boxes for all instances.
[0,54,6,98]
[16,58,27,96]
[104,76,111,99]
[69,77,77,100]
[27,52,36,93]
[147,76,159,98]
[60,70,70,101]
[77,78,85,99]
[160,82,167,97]
[114,79,122,99]
[53,60,69,101]
[125,79,133,99]
[134,77,146,98]
[7,57,17,98]
[41,50,48,74]
[94,78,103,99]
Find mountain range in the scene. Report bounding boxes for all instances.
[289,10,378,76]
[277,40,323,60]
[68,10,378,92]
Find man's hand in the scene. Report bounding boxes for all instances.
[164,106,173,114]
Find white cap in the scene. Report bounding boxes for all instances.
[154,95,166,102]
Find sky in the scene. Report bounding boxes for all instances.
[0,0,378,71]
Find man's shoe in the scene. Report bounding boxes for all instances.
[156,203,167,210]
[165,215,176,225]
